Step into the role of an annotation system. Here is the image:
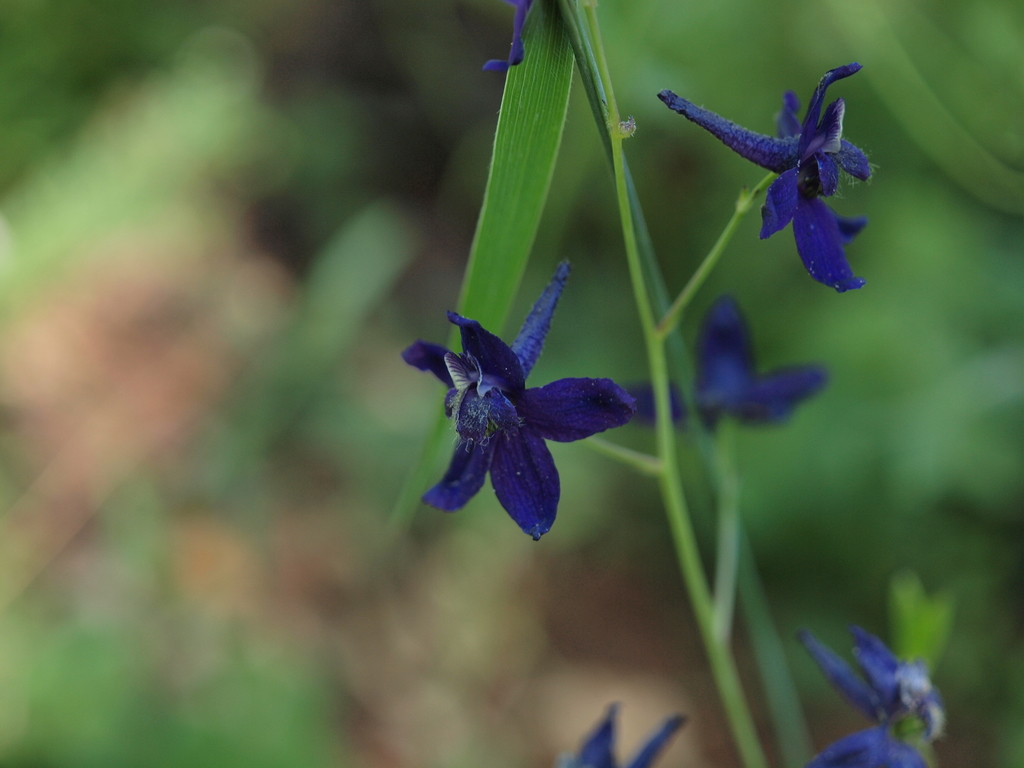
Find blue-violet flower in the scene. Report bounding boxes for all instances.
[696,296,827,428]
[659,64,872,292]
[800,625,945,768]
[483,0,534,72]
[402,261,636,540]
[557,704,684,768]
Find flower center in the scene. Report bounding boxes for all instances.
[797,163,823,198]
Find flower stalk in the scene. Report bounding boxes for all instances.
[579,3,768,767]
[656,171,776,340]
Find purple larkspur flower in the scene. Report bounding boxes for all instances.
[799,626,945,768]
[559,705,684,768]
[696,296,827,428]
[483,0,534,72]
[659,65,872,292]
[402,262,636,540]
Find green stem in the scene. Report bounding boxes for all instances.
[581,4,767,767]
[713,421,741,643]
[656,171,776,340]
[584,436,662,476]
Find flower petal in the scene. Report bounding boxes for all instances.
[919,688,946,740]
[775,90,802,138]
[735,366,828,423]
[815,153,841,197]
[837,140,871,180]
[402,340,454,387]
[802,98,845,160]
[799,63,862,157]
[760,169,799,239]
[489,429,559,539]
[850,626,901,714]
[511,260,570,378]
[831,210,868,245]
[883,738,928,768]
[695,296,755,427]
[577,704,617,768]
[516,378,636,442]
[423,440,496,511]
[792,197,866,292]
[623,715,685,768]
[658,90,799,173]
[482,0,534,72]
[799,629,881,722]
[447,312,526,391]
[805,726,888,768]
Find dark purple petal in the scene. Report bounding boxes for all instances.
[831,210,868,244]
[799,63,862,157]
[482,0,534,72]
[658,90,799,173]
[760,169,799,238]
[802,98,845,160]
[490,429,559,539]
[577,704,617,768]
[816,153,841,197]
[883,738,928,768]
[447,312,526,391]
[799,629,881,722]
[850,626,901,714]
[402,340,454,387]
[511,260,570,378]
[516,378,636,442]
[792,197,866,292]
[423,440,496,511]
[626,382,686,427]
[805,726,888,768]
[837,140,871,180]
[696,296,755,417]
[775,90,802,138]
[623,714,685,768]
[453,388,520,443]
[735,366,828,423]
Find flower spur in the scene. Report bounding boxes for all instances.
[402,262,636,540]
[659,65,871,292]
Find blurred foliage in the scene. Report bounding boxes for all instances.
[0,0,1020,766]
[889,570,955,670]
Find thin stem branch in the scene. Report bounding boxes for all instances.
[579,4,768,766]
[585,436,662,476]
[656,171,776,339]
[713,421,742,643]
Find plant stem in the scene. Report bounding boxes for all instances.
[580,4,767,766]
[713,421,741,643]
[656,171,776,340]
[585,436,662,476]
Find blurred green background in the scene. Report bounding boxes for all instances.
[0,0,1020,766]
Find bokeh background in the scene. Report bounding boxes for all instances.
[0,0,1021,765]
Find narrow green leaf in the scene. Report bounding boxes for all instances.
[391,0,574,525]
[889,570,955,669]
[457,0,574,330]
